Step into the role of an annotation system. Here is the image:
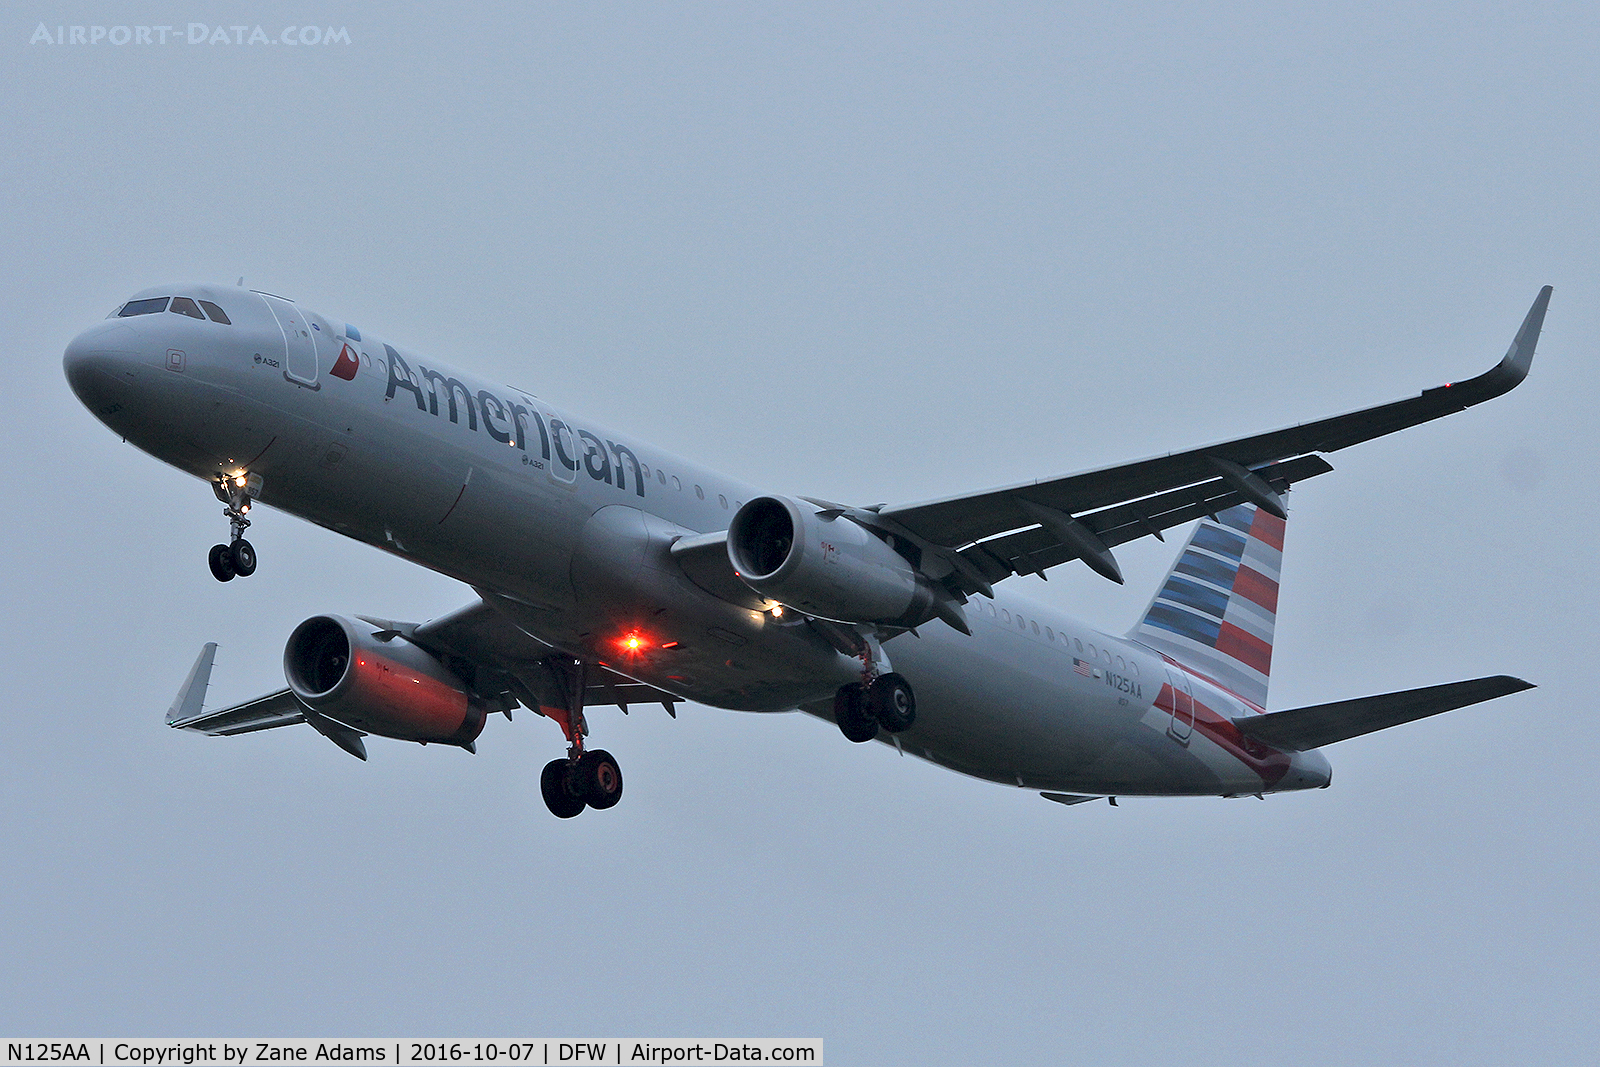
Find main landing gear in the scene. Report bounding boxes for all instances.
[540,749,624,819]
[834,672,916,743]
[532,656,625,819]
[208,473,258,582]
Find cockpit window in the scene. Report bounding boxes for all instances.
[198,300,232,325]
[117,297,169,317]
[170,297,206,319]
[343,324,360,341]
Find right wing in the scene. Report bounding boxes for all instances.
[870,287,1552,593]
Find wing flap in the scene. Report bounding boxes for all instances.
[957,455,1331,587]
[406,596,686,717]
[1234,675,1534,751]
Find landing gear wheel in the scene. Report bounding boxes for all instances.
[540,759,586,819]
[834,684,878,743]
[228,538,257,577]
[576,749,624,809]
[869,672,916,733]
[208,543,236,582]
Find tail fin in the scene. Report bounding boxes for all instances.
[1129,502,1284,706]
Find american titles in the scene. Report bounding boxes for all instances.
[383,345,645,497]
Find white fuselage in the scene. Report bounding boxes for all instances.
[64,284,1331,797]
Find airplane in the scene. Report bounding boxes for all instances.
[62,283,1550,816]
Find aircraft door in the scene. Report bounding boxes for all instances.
[545,410,580,486]
[1165,667,1194,743]
[260,294,319,388]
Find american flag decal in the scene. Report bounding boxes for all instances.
[1072,658,1095,678]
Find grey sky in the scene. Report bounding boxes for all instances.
[4,3,1597,1063]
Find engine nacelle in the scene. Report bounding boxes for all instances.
[284,615,486,746]
[727,496,940,627]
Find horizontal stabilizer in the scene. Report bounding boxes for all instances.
[1234,675,1534,751]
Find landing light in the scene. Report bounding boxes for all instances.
[770,604,784,619]
[619,632,645,653]
[234,475,247,487]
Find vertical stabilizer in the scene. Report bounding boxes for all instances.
[1129,503,1284,706]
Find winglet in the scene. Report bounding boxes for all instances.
[1454,285,1552,402]
[167,642,218,727]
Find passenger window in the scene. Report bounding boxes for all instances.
[1031,621,1040,635]
[1116,656,1125,671]
[118,297,169,317]
[1074,638,1083,653]
[170,297,205,319]
[1131,662,1139,676]
[199,300,232,325]
[695,485,705,500]
[1045,627,1054,641]
[719,494,728,509]
[1000,609,1011,623]
[672,476,682,491]
[640,463,651,478]
[658,470,667,485]
[1087,644,1096,657]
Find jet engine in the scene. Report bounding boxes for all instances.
[727,496,944,627]
[283,615,486,745]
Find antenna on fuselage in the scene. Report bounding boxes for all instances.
[236,276,244,287]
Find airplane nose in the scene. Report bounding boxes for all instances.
[63,322,143,415]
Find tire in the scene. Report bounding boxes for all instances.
[208,543,236,582]
[540,759,586,819]
[869,673,916,733]
[834,684,877,743]
[577,749,624,810]
[229,538,257,577]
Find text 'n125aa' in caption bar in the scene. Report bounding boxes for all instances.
[1,1042,822,1066]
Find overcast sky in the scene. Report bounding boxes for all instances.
[4,3,1597,1063]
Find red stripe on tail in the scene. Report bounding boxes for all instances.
[1232,565,1280,613]
[1216,622,1273,676]
[1249,509,1286,551]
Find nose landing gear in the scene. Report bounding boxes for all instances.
[208,473,259,582]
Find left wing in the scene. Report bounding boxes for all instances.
[397,598,683,716]
[165,601,684,761]
[869,287,1550,593]
[166,643,305,734]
